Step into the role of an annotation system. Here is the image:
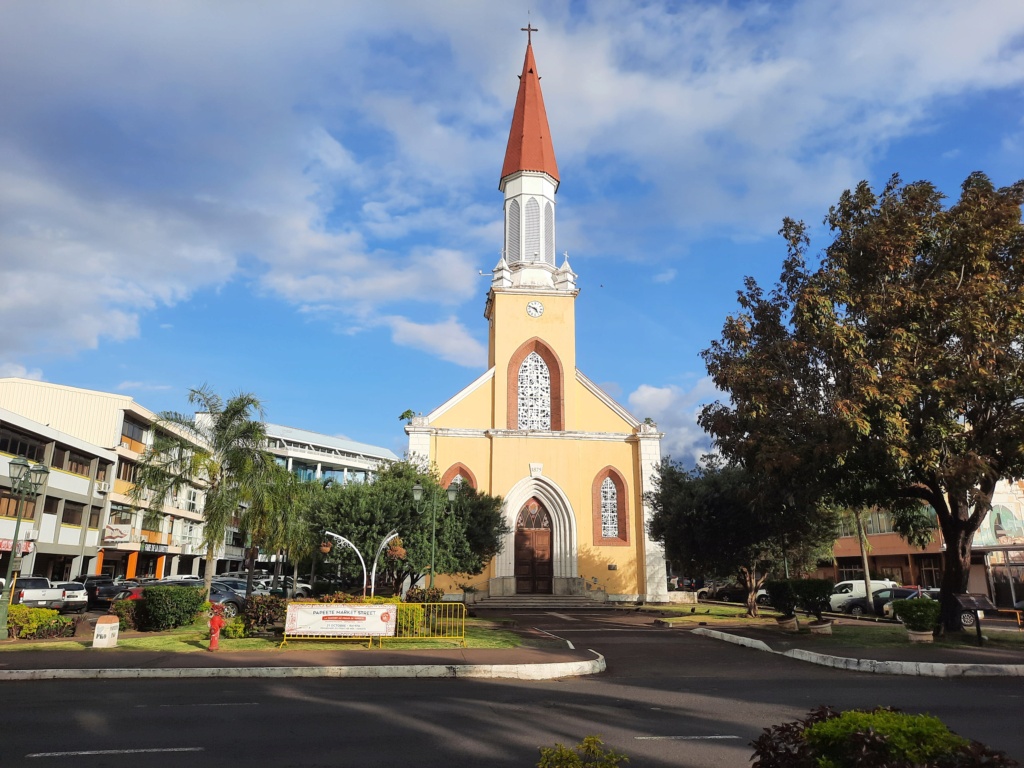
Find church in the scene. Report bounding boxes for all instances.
[406,35,668,604]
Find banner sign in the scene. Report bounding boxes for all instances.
[102,525,132,544]
[0,539,33,554]
[284,603,398,638]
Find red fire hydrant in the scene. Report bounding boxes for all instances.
[208,605,226,652]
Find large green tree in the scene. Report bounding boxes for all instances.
[131,386,275,596]
[701,173,1024,631]
[647,458,837,617]
[309,461,508,594]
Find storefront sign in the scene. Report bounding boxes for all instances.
[141,542,169,553]
[0,539,33,554]
[284,604,398,638]
[102,524,132,544]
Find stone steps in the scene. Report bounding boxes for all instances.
[474,595,624,610]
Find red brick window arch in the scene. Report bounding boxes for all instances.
[506,338,564,431]
[441,463,477,490]
[592,467,629,546]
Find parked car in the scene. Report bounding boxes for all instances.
[213,578,269,597]
[88,579,139,608]
[708,582,770,605]
[828,579,899,611]
[255,576,312,597]
[11,576,65,610]
[841,586,924,617]
[55,582,88,614]
[881,589,978,627]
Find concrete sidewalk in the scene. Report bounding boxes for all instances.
[0,642,605,681]
[690,622,1024,677]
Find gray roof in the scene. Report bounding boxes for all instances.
[263,422,399,461]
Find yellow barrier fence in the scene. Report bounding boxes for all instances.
[280,602,466,648]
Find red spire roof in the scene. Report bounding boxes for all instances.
[500,42,559,188]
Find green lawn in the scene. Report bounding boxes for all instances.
[0,620,521,653]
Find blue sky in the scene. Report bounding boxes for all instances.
[2,2,1023,463]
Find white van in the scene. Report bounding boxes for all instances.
[828,579,899,611]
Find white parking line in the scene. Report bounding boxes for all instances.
[634,735,740,741]
[532,627,575,649]
[546,612,577,621]
[137,702,261,708]
[28,748,205,758]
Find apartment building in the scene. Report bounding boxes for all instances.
[0,406,116,581]
[0,379,206,580]
[264,422,398,485]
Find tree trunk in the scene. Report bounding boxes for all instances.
[939,521,973,633]
[245,545,258,598]
[203,542,217,599]
[856,511,873,610]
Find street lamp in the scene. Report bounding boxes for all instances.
[0,457,49,636]
[412,482,457,590]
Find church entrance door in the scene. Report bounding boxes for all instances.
[514,499,552,594]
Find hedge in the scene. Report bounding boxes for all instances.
[5,605,79,639]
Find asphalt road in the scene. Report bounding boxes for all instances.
[2,611,1021,767]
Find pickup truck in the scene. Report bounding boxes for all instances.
[12,576,66,610]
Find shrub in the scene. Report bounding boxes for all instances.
[6,605,79,639]
[764,580,798,618]
[404,586,444,603]
[537,736,628,768]
[110,599,139,631]
[891,597,942,632]
[139,586,206,631]
[791,579,834,621]
[243,595,286,633]
[750,706,1016,768]
[221,617,247,639]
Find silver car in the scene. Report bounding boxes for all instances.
[56,582,88,614]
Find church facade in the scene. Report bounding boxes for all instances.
[407,39,668,603]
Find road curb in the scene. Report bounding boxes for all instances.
[0,651,606,682]
[690,628,1024,677]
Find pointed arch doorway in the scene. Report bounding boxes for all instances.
[514,498,553,594]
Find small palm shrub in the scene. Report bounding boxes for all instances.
[791,579,834,621]
[220,617,247,639]
[537,736,628,768]
[243,594,286,634]
[750,706,1016,767]
[764,580,799,618]
[139,586,206,631]
[110,599,139,631]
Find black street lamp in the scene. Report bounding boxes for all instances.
[1,457,49,636]
[412,482,457,590]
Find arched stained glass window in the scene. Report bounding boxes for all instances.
[601,477,618,538]
[518,351,551,430]
[507,199,521,263]
[524,197,540,262]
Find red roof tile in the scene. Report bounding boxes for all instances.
[500,43,559,187]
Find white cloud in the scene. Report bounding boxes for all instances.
[653,269,677,284]
[0,363,43,380]
[116,381,172,392]
[628,378,720,467]
[384,316,487,368]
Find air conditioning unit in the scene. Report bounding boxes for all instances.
[22,529,39,541]
[95,481,110,494]
[120,441,131,449]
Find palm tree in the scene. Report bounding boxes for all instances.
[131,385,274,596]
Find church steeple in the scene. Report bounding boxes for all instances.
[500,38,559,189]
[497,33,562,286]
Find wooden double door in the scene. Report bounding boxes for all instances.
[514,499,552,594]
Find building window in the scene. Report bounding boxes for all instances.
[121,418,146,444]
[524,197,540,261]
[0,488,36,520]
[0,426,45,463]
[109,505,133,526]
[517,352,551,430]
[592,468,628,546]
[601,478,618,538]
[43,497,59,516]
[141,512,162,533]
[116,460,137,483]
[544,201,554,264]
[62,501,85,527]
[186,488,200,513]
[67,451,90,477]
[97,463,109,483]
[507,199,521,263]
[88,507,100,529]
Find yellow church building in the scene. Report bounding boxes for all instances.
[406,37,668,604]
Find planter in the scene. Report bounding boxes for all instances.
[775,616,799,632]
[907,628,934,643]
[808,619,833,635]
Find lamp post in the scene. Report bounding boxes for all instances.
[1,457,49,636]
[412,482,457,590]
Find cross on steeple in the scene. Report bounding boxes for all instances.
[521,23,538,45]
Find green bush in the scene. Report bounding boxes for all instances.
[243,595,286,633]
[892,597,941,632]
[220,617,247,639]
[791,579,834,621]
[750,706,1015,768]
[396,603,426,636]
[139,586,206,631]
[6,605,79,639]
[764,580,799,618]
[109,599,139,631]
[404,586,444,603]
[537,736,628,768]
